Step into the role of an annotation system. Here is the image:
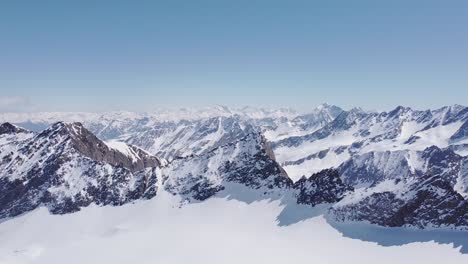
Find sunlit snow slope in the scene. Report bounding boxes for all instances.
[0,194,467,264]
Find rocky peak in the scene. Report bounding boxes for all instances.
[315,103,343,115]
[293,169,353,206]
[292,104,343,130]
[338,150,415,187]
[0,122,28,135]
[37,122,161,172]
[431,105,468,126]
[163,131,292,202]
[328,108,367,131]
[388,105,412,118]
[420,146,462,187]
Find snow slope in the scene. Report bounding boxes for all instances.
[0,195,466,264]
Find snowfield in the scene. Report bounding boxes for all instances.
[1,104,467,263]
[0,193,466,264]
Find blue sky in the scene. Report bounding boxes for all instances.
[0,0,467,112]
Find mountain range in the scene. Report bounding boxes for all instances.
[0,104,467,229]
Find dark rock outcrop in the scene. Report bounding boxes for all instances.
[164,133,292,202]
[42,122,161,172]
[293,169,353,206]
[330,175,468,229]
[0,122,28,135]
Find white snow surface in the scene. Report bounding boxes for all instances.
[275,130,358,164]
[283,151,350,180]
[0,194,466,264]
[105,140,140,162]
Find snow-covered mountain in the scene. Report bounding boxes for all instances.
[0,105,339,160]
[0,121,351,218]
[332,146,467,228]
[0,105,297,133]
[162,132,289,198]
[0,122,161,218]
[273,104,468,179]
[0,104,467,232]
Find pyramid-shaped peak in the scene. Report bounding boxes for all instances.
[0,122,29,135]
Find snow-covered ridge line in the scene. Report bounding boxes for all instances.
[273,104,468,180]
[1,121,162,173]
[0,105,299,123]
[1,104,465,124]
[1,103,467,230]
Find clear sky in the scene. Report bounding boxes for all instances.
[0,0,467,112]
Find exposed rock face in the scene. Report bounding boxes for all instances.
[330,146,468,229]
[163,132,292,202]
[43,122,161,172]
[162,133,356,207]
[385,174,467,228]
[0,122,28,135]
[0,122,161,218]
[272,108,368,149]
[294,169,353,206]
[330,174,468,229]
[450,120,468,143]
[0,164,159,218]
[122,116,259,161]
[272,105,468,181]
[1,103,468,231]
[3,123,350,220]
[338,150,414,186]
[421,146,463,187]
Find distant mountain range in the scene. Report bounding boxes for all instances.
[0,104,466,229]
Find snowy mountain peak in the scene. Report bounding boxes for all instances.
[1,104,467,231]
[316,102,331,109]
[347,106,368,115]
[35,121,161,172]
[0,122,162,219]
[44,121,87,138]
[0,122,28,135]
[388,105,412,116]
[294,169,353,206]
[314,103,342,113]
